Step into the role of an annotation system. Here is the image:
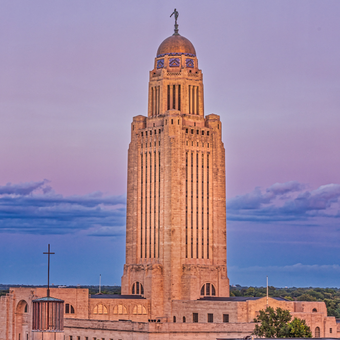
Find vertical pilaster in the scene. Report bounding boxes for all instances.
[170,85,173,110]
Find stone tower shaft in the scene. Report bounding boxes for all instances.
[121,32,229,320]
[148,53,204,117]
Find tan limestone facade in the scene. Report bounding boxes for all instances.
[1,30,339,340]
[121,32,229,321]
[1,288,339,339]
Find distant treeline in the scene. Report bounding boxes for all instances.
[231,285,340,318]
[0,284,121,297]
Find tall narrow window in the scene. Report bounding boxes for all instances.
[178,85,181,111]
[151,87,154,116]
[173,85,176,109]
[185,152,188,258]
[206,283,210,295]
[191,152,194,258]
[167,85,170,110]
[207,153,210,259]
[154,151,156,258]
[141,154,143,258]
[149,151,152,258]
[158,86,160,115]
[196,86,199,115]
[202,153,204,258]
[196,152,199,258]
[155,87,157,116]
[189,85,191,114]
[145,153,148,258]
[158,151,161,258]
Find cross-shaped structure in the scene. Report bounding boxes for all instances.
[43,244,55,297]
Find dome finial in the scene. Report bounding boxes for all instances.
[170,8,179,35]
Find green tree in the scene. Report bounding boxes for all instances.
[284,296,294,301]
[253,307,291,338]
[245,287,256,296]
[288,318,312,338]
[297,294,316,301]
[253,307,312,338]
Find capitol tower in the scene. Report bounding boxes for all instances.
[1,12,336,340]
[121,18,230,320]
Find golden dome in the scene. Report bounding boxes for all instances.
[157,34,196,57]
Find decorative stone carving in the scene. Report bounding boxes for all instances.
[157,59,164,69]
[185,58,194,68]
[169,58,180,67]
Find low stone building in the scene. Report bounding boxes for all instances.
[1,287,338,339]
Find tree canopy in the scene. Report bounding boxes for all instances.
[253,306,312,338]
[231,285,340,318]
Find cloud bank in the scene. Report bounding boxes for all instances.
[0,180,126,236]
[227,181,340,223]
[2,179,340,236]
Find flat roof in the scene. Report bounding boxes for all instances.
[33,296,64,302]
[90,294,145,299]
[198,296,288,302]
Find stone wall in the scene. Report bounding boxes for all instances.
[64,318,255,340]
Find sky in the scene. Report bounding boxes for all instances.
[1,0,340,288]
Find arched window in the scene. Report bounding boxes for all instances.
[93,304,108,315]
[132,282,144,296]
[315,327,320,338]
[65,303,75,314]
[132,304,147,315]
[183,316,186,323]
[312,308,317,312]
[16,300,28,314]
[200,283,216,296]
[113,304,127,315]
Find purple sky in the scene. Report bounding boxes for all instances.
[1,1,340,288]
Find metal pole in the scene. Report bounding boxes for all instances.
[266,276,269,306]
[47,244,50,297]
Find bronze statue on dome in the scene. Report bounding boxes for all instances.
[170,8,179,24]
[170,8,179,35]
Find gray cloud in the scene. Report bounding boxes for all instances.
[0,179,51,196]
[227,181,340,223]
[0,181,126,235]
[2,180,339,235]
